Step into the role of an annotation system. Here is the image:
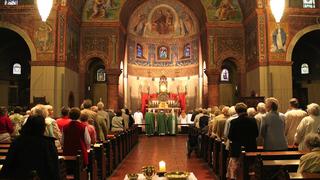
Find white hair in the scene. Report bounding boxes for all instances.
[304,133,320,150]
[256,102,266,113]
[97,101,104,110]
[228,106,236,116]
[247,107,257,117]
[31,104,48,118]
[307,103,320,116]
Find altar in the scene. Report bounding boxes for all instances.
[141,75,186,113]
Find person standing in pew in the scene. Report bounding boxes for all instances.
[227,103,259,180]
[297,133,320,173]
[285,98,307,146]
[56,106,71,132]
[0,107,14,143]
[294,103,320,151]
[62,107,91,166]
[80,112,97,144]
[261,97,288,151]
[254,102,266,146]
[9,106,25,139]
[0,115,59,180]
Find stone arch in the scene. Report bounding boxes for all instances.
[80,51,108,72]
[0,21,37,61]
[286,24,320,62]
[216,53,243,73]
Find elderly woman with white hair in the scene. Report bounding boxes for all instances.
[255,102,266,146]
[295,103,320,151]
[260,97,288,151]
[297,133,320,173]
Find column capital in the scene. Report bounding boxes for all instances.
[105,68,122,85]
[205,69,220,84]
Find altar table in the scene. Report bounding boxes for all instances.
[124,172,197,180]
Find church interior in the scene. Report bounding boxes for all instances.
[1,0,320,179]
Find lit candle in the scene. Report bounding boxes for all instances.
[159,161,166,172]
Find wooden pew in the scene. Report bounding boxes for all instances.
[93,143,106,180]
[60,155,88,180]
[240,151,305,180]
[288,172,320,180]
[218,141,228,180]
[103,139,113,176]
[212,138,221,174]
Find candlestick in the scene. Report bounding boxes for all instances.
[159,161,166,172]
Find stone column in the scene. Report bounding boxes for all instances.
[206,70,220,107]
[106,69,121,110]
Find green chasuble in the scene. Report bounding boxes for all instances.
[167,114,177,135]
[156,111,167,135]
[145,112,155,135]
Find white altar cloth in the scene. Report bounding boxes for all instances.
[124,172,197,180]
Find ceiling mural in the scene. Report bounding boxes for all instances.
[82,0,122,21]
[128,0,199,38]
[201,0,243,22]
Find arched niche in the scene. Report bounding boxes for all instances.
[219,58,238,106]
[86,57,108,105]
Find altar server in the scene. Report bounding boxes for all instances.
[167,109,178,135]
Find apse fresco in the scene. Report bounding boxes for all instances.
[201,0,243,22]
[128,0,199,38]
[82,0,121,21]
[127,0,200,68]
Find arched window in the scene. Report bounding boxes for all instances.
[136,44,143,58]
[220,69,230,82]
[303,0,315,8]
[301,63,309,74]
[13,63,21,75]
[96,68,106,82]
[184,43,191,58]
[4,0,18,5]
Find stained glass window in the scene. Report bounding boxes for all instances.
[13,63,21,75]
[303,0,315,8]
[4,0,18,5]
[96,68,105,82]
[184,43,191,58]
[136,44,143,58]
[221,69,229,82]
[301,63,309,74]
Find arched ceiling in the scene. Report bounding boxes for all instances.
[119,0,207,31]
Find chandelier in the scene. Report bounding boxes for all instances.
[270,0,285,23]
[37,0,53,22]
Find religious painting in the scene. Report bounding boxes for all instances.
[183,43,191,58]
[301,63,310,75]
[128,0,199,38]
[136,43,144,58]
[82,0,121,21]
[201,0,242,22]
[35,23,53,52]
[151,8,174,35]
[270,25,287,53]
[158,46,169,60]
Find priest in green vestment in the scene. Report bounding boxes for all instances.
[167,109,178,135]
[145,109,155,136]
[156,110,167,135]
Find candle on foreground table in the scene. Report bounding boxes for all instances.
[159,161,166,172]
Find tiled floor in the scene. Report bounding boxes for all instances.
[109,135,217,180]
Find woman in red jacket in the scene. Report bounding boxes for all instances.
[62,107,91,166]
[0,107,14,143]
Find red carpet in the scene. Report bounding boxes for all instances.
[109,135,216,180]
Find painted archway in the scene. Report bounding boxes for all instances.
[0,21,37,61]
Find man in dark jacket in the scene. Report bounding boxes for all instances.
[0,115,59,180]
